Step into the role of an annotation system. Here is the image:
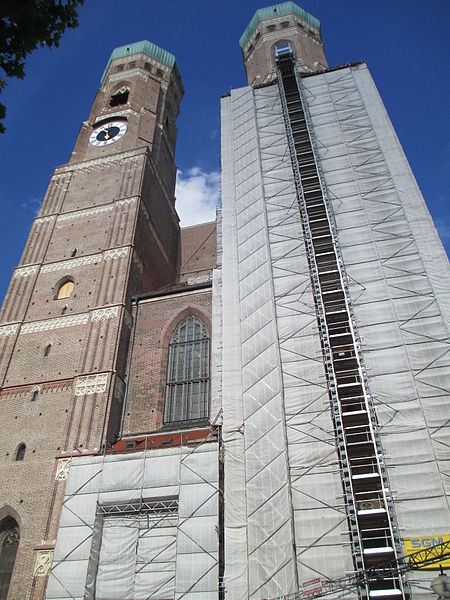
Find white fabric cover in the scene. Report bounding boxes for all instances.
[46,444,218,600]
[218,63,449,599]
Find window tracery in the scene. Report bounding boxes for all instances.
[164,315,209,425]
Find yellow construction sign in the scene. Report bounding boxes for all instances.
[403,535,450,570]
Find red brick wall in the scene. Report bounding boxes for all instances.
[122,288,212,435]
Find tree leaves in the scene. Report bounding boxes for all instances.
[0,0,84,133]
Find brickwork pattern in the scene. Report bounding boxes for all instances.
[122,289,212,435]
[180,222,217,283]
[0,47,188,600]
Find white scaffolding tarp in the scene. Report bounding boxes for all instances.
[46,443,219,600]
[219,84,355,600]
[218,64,450,599]
[301,64,450,599]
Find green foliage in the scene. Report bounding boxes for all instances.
[0,0,84,133]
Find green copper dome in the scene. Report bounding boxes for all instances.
[101,40,184,92]
[239,2,320,49]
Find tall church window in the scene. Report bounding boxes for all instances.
[164,316,209,425]
[56,279,74,300]
[0,517,19,600]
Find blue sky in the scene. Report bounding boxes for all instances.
[0,0,449,304]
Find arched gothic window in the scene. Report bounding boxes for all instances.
[164,315,209,425]
[0,517,19,600]
[56,279,74,300]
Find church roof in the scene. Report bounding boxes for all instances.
[101,40,184,92]
[239,2,320,49]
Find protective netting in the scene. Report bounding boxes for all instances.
[220,85,354,599]
[302,64,450,598]
[218,63,449,599]
[46,443,218,600]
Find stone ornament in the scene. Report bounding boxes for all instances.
[41,254,100,273]
[104,247,128,261]
[18,303,125,336]
[56,196,136,225]
[34,549,54,577]
[14,265,38,278]
[0,324,19,338]
[35,215,56,225]
[22,313,89,334]
[116,197,137,207]
[58,204,113,223]
[91,306,120,322]
[55,458,71,481]
[75,373,108,396]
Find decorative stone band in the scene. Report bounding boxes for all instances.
[14,265,38,278]
[42,254,100,273]
[116,197,137,208]
[21,313,89,334]
[34,549,54,577]
[75,372,108,396]
[34,245,129,275]
[104,247,128,261]
[55,458,71,481]
[19,305,121,335]
[0,323,19,338]
[58,203,113,222]
[34,215,56,225]
[57,196,137,223]
[91,306,120,322]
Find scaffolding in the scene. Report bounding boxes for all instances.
[276,49,407,599]
[300,62,450,600]
[218,48,449,600]
[46,435,219,599]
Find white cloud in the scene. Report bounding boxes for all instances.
[435,218,450,241]
[175,167,220,227]
[20,197,41,215]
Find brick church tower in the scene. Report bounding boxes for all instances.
[0,42,217,599]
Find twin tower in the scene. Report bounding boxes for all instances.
[0,3,448,600]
